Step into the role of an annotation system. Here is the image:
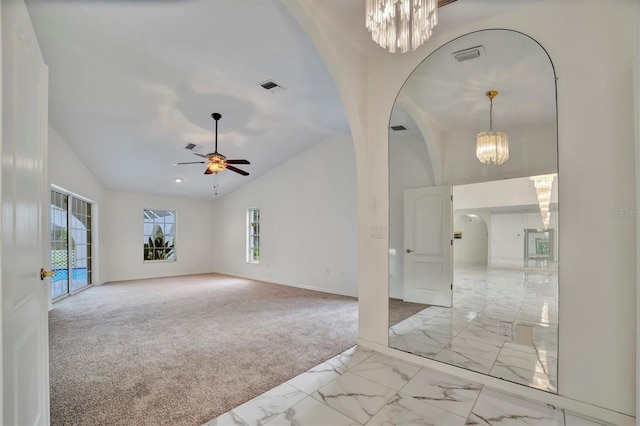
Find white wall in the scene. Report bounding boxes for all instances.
[289,0,637,417]
[453,215,488,266]
[48,125,106,286]
[101,190,215,283]
[389,131,434,299]
[454,175,559,211]
[211,134,358,296]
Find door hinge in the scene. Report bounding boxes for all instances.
[450,239,453,246]
[451,195,453,201]
[450,283,453,290]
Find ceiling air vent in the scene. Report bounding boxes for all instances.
[184,143,202,152]
[259,80,285,93]
[452,45,484,62]
[390,125,408,131]
[438,0,457,7]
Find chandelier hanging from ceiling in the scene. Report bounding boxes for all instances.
[476,90,509,165]
[365,0,438,53]
[530,174,556,230]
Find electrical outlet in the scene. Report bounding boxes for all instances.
[499,321,513,338]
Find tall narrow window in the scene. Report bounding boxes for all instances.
[247,208,260,263]
[143,209,176,261]
[50,189,92,302]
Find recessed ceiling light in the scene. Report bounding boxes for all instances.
[174,178,183,183]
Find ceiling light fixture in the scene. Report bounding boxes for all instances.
[477,90,509,165]
[174,178,183,183]
[530,174,556,230]
[366,0,438,53]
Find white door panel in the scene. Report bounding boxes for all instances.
[2,0,50,424]
[403,186,452,307]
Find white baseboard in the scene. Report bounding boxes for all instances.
[212,269,358,298]
[358,339,635,426]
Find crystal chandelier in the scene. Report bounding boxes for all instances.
[476,90,509,165]
[530,174,556,230]
[365,0,438,53]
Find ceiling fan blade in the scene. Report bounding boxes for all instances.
[204,167,214,175]
[226,159,250,165]
[226,165,249,176]
[193,153,208,159]
[174,161,206,165]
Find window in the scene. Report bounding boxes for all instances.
[247,208,260,263]
[143,209,176,261]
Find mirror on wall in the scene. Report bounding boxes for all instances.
[388,30,559,393]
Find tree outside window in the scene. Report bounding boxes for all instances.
[143,209,176,261]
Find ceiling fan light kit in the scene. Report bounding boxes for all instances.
[174,112,251,177]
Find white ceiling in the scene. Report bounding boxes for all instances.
[26,0,350,199]
[26,0,545,200]
[394,29,556,132]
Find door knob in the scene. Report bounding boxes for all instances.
[40,268,56,281]
[406,249,413,254]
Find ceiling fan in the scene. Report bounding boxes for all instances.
[174,113,250,176]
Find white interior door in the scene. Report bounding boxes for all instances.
[403,186,452,307]
[2,0,50,424]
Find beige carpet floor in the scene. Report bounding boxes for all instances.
[49,274,358,426]
[388,298,429,327]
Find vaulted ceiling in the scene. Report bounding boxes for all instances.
[26,0,541,200]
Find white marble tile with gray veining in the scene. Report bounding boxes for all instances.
[311,371,396,424]
[266,396,360,426]
[434,348,495,375]
[286,361,343,395]
[489,362,557,393]
[230,383,307,426]
[350,353,421,391]
[325,345,374,372]
[389,335,443,358]
[495,345,557,375]
[401,328,454,348]
[204,411,249,426]
[467,388,563,425]
[443,337,502,361]
[367,392,467,426]
[400,368,482,418]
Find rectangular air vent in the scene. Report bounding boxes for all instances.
[452,45,484,62]
[390,125,408,131]
[438,0,457,7]
[259,80,285,93]
[184,143,202,152]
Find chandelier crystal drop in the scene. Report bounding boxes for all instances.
[365,0,438,53]
[476,90,509,165]
[530,174,556,230]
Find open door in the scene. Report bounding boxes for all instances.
[2,0,50,424]
[403,186,452,307]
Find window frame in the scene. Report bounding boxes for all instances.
[246,208,260,264]
[143,208,177,262]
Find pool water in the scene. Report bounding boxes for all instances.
[53,268,88,281]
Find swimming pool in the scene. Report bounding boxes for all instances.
[52,268,88,281]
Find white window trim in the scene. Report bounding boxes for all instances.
[143,208,177,262]
[247,208,260,264]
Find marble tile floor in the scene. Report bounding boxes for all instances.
[389,267,558,392]
[205,346,607,426]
